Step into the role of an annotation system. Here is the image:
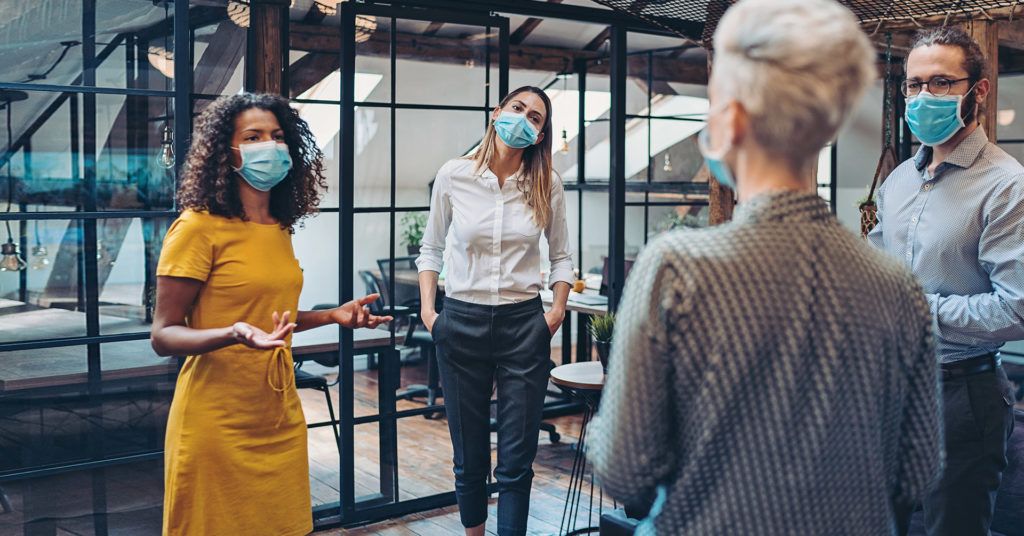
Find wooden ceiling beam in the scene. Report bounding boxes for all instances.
[510,0,563,45]
[423,21,445,37]
[861,4,1024,33]
[583,27,612,51]
[290,23,709,84]
[289,52,340,98]
[998,19,1024,51]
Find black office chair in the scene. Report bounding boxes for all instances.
[371,261,442,408]
[294,365,340,452]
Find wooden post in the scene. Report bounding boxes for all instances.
[706,53,735,225]
[246,0,289,95]
[962,19,999,142]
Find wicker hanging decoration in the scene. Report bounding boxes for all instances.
[861,145,897,237]
[859,201,878,238]
[861,33,896,239]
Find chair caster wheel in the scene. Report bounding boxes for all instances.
[549,432,561,443]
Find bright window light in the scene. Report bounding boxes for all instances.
[293,72,383,150]
[546,89,611,148]
[562,94,709,180]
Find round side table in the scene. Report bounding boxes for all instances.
[550,361,605,536]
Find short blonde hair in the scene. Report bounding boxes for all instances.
[712,0,875,172]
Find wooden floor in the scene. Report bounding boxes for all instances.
[299,345,617,536]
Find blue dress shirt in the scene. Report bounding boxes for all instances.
[869,126,1024,363]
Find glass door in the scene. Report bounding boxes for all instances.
[327,2,509,527]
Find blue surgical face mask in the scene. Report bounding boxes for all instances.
[697,126,736,190]
[905,89,974,146]
[233,141,292,191]
[493,111,539,149]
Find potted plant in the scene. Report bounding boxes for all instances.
[400,212,427,256]
[588,312,615,373]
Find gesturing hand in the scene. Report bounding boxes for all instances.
[232,311,297,349]
[329,294,394,329]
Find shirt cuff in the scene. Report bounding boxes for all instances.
[415,249,443,274]
[548,265,575,289]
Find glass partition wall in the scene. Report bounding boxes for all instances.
[1,1,701,533]
[0,1,190,534]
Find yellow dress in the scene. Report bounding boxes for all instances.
[157,209,311,536]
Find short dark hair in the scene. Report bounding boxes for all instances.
[907,26,987,86]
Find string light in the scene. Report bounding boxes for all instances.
[157,124,175,169]
[0,239,26,272]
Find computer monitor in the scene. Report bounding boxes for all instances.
[599,256,635,296]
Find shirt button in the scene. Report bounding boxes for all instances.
[923,184,932,190]
[911,217,918,223]
[906,251,912,257]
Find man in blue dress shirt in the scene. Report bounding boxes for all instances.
[869,26,1023,536]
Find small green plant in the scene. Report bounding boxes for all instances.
[655,208,706,234]
[856,192,876,208]
[588,312,615,343]
[400,212,428,248]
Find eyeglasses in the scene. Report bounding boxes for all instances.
[900,76,970,97]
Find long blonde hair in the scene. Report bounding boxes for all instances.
[468,86,555,229]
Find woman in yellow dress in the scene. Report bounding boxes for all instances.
[151,93,392,536]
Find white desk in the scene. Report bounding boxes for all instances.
[0,301,402,392]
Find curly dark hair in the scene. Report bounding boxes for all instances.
[176,93,326,229]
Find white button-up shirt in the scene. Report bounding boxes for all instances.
[415,158,575,305]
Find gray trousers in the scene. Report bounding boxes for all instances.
[923,365,1016,536]
[432,295,552,536]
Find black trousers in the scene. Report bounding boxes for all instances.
[432,295,552,536]
[922,364,1016,536]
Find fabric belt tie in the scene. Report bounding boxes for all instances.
[266,346,295,427]
[940,353,998,381]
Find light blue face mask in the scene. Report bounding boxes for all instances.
[233,141,292,191]
[697,127,736,190]
[493,112,539,149]
[904,90,972,146]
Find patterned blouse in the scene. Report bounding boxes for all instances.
[588,191,943,535]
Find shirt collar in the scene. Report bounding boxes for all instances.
[913,125,989,173]
[731,190,832,225]
[478,165,525,182]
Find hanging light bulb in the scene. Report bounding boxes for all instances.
[560,129,570,154]
[663,154,673,173]
[157,124,175,169]
[0,239,26,272]
[29,244,49,270]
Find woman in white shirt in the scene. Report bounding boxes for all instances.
[416,86,574,536]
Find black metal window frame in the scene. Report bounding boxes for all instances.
[0,0,192,486]
[319,0,681,528]
[320,2,509,526]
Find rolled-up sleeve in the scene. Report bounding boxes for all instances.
[928,178,1024,343]
[545,176,574,288]
[415,164,451,274]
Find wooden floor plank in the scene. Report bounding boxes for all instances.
[302,346,609,534]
